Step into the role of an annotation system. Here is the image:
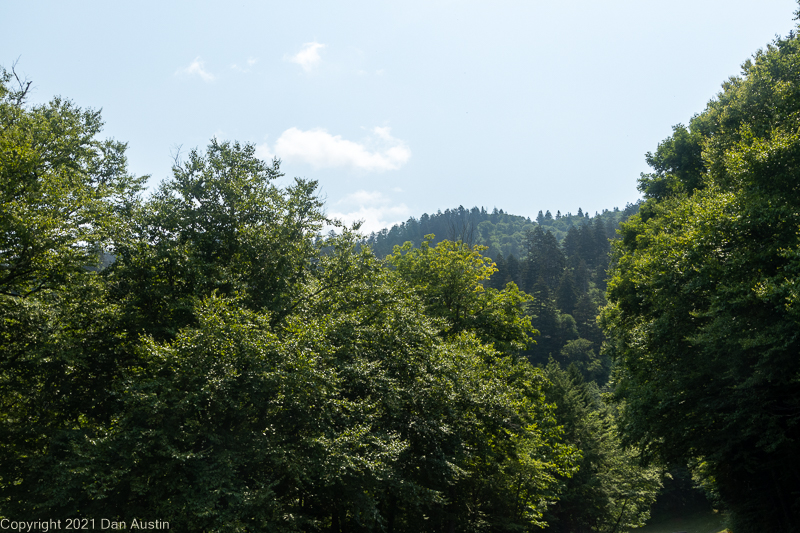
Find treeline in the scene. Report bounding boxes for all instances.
[362,203,637,260]
[366,203,639,385]
[490,211,638,383]
[362,203,643,388]
[364,206,536,259]
[0,70,662,532]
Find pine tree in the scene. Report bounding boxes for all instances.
[503,254,520,286]
[525,226,566,290]
[555,270,578,315]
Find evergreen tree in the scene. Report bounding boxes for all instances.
[504,253,522,287]
[576,219,597,269]
[562,226,580,260]
[491,252,507,290]
[555,270,578,315]
[525,226,566,290]
[542,362,662,532]
[573,293,603,348]
[571,257,590,295]
[593,217,611,265]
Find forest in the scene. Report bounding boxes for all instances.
[2,14,800,533]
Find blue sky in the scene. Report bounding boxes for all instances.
[3,1,797,232]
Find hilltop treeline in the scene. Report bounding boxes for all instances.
[365,202,640,385]
[362,203,638,260]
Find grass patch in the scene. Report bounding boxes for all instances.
[627,508,727,533]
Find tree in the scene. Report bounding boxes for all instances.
[637,124,704,202]
[490,252,507,289]
[542,361,662,533]
[555,270,578,315]
[109,139,324,339]
[504,253,522,287]
[525,225,566,290]
[2,92,576,530]
[0,68,144,297]
[572,292,603,348]
[557,339,604,383]
[388,236,534,354]
[602,27,800,532]
[0,68,146,517]
[82,232,573,532]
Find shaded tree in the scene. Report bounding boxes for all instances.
[602,27,800,532]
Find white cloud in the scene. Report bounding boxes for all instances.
[258,127,411,171]
[287,42,326,72]
[342,190,385,204]
[231,56,258,72]
[176,57,215,82]
[328,190,410,234]
[255,143,275,161]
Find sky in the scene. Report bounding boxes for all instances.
[3,0,798,233]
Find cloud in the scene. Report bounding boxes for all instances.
[287,42,326,72]
[231,56,258,72]
[328,190,410,234]
[255,143,275,161]
[258,127,411,171]
[176,57,215,82]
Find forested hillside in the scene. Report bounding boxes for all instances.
[363,203,639,260]
[364,202,640,384]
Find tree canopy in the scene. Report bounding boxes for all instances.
[0,68,580,531]
[602,28,800,532]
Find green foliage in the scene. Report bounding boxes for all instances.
[109,140,324,339]
[363,203,639,264]
[638,124,705,202]
[388,236,534,353]
[603,28,800,532]
[364,206,537,260]
[0,69,146,517]
[558,339,606,384]
[542,361,662,533]
[0,68,144,298]
[0,77,576,530]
